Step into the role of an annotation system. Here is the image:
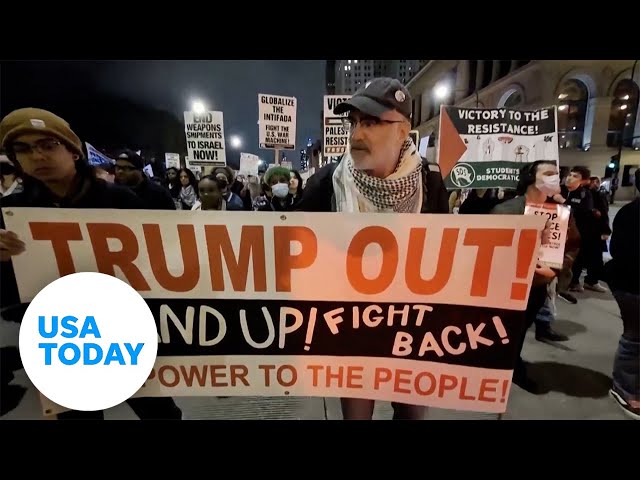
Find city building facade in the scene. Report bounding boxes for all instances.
[334,60,428,94]
[406,60,640,201]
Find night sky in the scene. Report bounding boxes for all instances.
[1,60,327,169]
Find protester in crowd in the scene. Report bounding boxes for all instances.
[0,107,182,420]
[192,175,226,211]
[289,169,304,209]
[211,166,244,210]
[491,161,580,391]
[298,77,449,420]
[589,176,612,255]
[229,172,253,211]
[604,169,639,419]
[555,166,607,293]
[177,167,199,210]
[257,166,296,212]
[0,154,23,197]
[164,167,181,198]
[114,149,175,210]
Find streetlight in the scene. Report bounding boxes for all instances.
[434,83,450,100]
[230,135,242,148]
[192,100,206,114]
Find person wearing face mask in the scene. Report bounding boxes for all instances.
[257,166,294,211]
[212,166,244,211]
[491,161,580,392]
[296,78,449,420]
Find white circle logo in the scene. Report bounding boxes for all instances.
[450,162,476,188]
[19,272,158,412]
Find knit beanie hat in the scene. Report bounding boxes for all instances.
[0,108,84,159]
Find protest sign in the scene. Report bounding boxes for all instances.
[323,95,351,157]
[165,153,180,170]
[524,203,570,269]
[3,208,544,415]
[258,94,297,150]
[281,160,293,170]
[239,153,260,176]
[85,142,114,168]
[438,106,559,190]
[184,111,226,167]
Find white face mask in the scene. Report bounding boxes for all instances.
[536,174,561,197]
[271,183,289,198]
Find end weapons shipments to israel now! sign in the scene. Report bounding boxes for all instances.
[184,111,227,168]
[323,95,351,157]
[2,208,546,416]
[258,94,297,150]
[437,106,559,190]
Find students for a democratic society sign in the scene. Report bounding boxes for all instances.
[3,208,545,415]
[258,94,297,150]
[184,111,227,167]
[438,106,559,190]
[323,95,351,157]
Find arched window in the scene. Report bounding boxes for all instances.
[498,86,525,109]
[557,79,589,149]
[607,79,639,148]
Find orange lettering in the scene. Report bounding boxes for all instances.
[30,222,83,276]
[274,226,317,292]
[307,365,323,387]
[86,223,150,291]
[463,229,515,297]
[406,228,459,295]
[478,378,499,402]
[230,365,250,386]
[158,366,180,387]
[205,225,266,292]
[143,224,199,292]
[394,369,412,394]
[438,374,458,398]
[347,226,398,295]
[346,366,364,389]
[415,371,436,396]
[210,365,228,387]
[459,377,476,400]
[374,367,392,389]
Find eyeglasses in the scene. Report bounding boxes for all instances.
[11,139,62,155]
[342,116,405,131]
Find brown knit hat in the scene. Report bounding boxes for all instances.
[0,108,84,159]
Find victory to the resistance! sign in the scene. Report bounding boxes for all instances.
[323,95,351,157]
[438,106,559,190]
[3,208,545,415]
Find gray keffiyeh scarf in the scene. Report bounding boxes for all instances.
[332,138,423,213]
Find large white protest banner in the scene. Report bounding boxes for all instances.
[323,95,351,157]
[184,111,226,167]
[258,94,296,150]
[4,208,545,415]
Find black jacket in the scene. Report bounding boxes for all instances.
[1,171,144,316]
[297,159,449,214]
[604,197,639,294]
[132,177,176,210]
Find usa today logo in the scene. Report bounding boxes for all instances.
[19,272,158,412]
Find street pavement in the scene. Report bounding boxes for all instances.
[1,207,632,421]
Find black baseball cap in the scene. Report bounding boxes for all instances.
[333,77,412,120]
[115,149,144,170]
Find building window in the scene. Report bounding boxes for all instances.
[557,79,589,149]
[607,79,639,148]
[503,91,523,108]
